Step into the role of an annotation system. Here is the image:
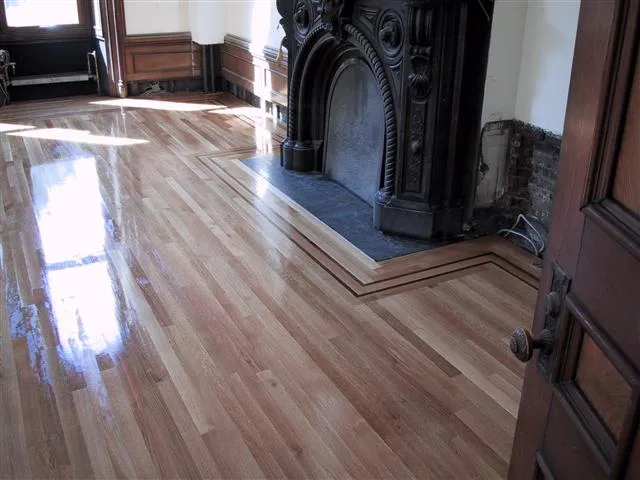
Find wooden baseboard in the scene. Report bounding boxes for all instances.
[123,32,202,82]
[221,34,288,107]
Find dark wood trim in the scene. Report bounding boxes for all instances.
[98,0,127,97]
[564,384,615,465]
[564,293,640,477]
[123,31,192,46]
[589,0,640,202]
[557,321,617,467]
[221,34,288,107]
[98,0,200,95]
[583,201,640,261]
[0,25,92,44]
[509,1,624,477]
[535,451,556,480]
[565,293,640,405]
[123,32,202,83]
[556,306,582,382]
[224,33,288,69]
[554,383,612,475]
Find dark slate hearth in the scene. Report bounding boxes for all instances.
[243,156,458,261]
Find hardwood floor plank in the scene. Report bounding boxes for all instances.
[14,334,74,479]
[253,369,353,479]
[378,293,521,417]
[115,354,201,479]
[109,249,215,436]
[457,404,514,463]
[0,93,536,479]
[272,361,417,480]
[451,434,505,479]
[102,368,160,478]
[366,301,462,377]
[205,154,539,295]
[201,427,267,480]
[44,345,94,478]
[163,323,266,479]
[156,379,222,479]
[0,375,33,479]
[0,277,32,478]
[209,378,292,479]
[271,371,387,479]
[228,372,319,480]
[86,384,139,479]
[73,388,113,479]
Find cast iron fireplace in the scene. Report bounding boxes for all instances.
[277,0,494,239]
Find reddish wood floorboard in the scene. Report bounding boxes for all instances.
[0,93,536,479]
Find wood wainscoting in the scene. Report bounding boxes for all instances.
[123,33,202,83]
[220,34,288,107]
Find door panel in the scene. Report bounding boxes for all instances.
[535,454,556,480]
[541,397,607,479]
[573,217,640,356]
[613,49,640,216]
[509,0,640,478]
[574,332,633,441]
[557,296,639,467]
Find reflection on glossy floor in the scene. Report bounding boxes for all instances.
[0,93,537,479]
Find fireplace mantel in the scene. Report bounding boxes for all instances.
[276,0,494,239]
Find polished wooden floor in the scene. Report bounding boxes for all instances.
[0,93,537,479]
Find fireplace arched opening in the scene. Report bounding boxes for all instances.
[277,0,495,240]
[282,23,398,209]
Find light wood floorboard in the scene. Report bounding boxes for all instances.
[0,93,537,479]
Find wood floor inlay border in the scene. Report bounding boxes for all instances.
[198,154,541,297]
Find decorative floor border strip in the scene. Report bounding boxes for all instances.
[197,154,540,298]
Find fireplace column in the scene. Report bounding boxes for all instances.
[277,0,494,240]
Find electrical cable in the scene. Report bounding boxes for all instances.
[497,213,546,257]
[519,214,545,253]
[141,80,163,96]
[497,228,540,256]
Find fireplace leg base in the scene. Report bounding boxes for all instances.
[281,140,317,172]
[374,196,464,240]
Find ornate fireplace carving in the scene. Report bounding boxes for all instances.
[277,0,494,239]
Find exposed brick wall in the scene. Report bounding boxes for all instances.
[529,136,561,229]
[505,121,546,215]
[473,120,561,233]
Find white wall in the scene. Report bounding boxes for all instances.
[125,0,284,49]
[220,0,576,133]
[122,0,578,134]
[190,2,228,45]
[481,0,580,134]
[226,0,284,52]
[481,0,528,126]
[514,0,580,134]
[123,0,189,35]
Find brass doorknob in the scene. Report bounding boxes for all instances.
[510,327,553,362]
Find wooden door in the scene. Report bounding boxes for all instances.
[508,0,640,478]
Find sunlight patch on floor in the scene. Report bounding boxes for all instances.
[91,98,226,112]
[0,123,35,133]
[30,156,122,356]
[8,128,148,146]
[210,106,270,118]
